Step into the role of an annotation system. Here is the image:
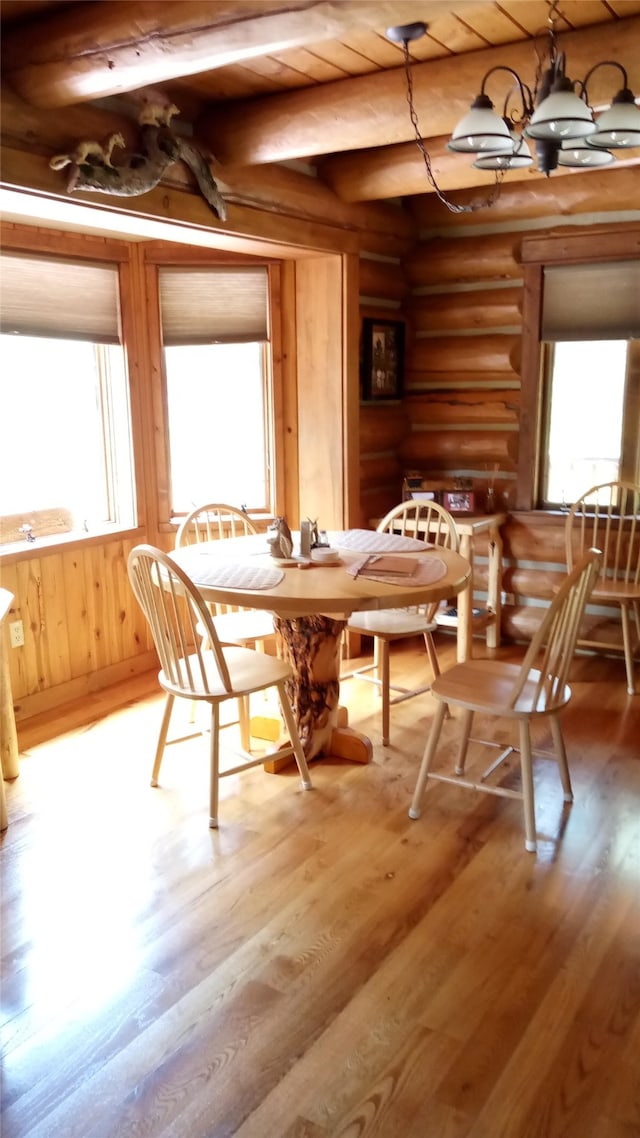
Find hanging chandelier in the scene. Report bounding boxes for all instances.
[387,1,640,213]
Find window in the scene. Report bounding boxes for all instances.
[518,231,640,511]
[158,265,272,516]
[541,340,632,508]
[164,342,269,513]
[0,250,136,543]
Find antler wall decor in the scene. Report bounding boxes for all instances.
[48,97,227,221]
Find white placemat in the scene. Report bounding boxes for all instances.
[346,555,447,586]
[333,529,430,553]
[188,562,284,590]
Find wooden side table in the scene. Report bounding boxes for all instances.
[434,513,506,661]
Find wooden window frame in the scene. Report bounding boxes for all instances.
[0,223,147,553]
[142,243,285,532]
[517,224,640,511]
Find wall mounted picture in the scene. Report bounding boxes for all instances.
[361,318,405,401]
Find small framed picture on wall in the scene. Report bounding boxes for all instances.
[361,318,405,401]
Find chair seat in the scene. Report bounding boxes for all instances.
[159,644,291,701]
[409,550,601,852]
[431,658,572,718]
[211,608,275,645]
[347,607,437,639]
[343,499,460,745]
[591,580,640,603]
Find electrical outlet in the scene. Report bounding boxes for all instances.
[9,620,24,648]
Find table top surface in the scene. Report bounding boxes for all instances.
[172,532,471,618]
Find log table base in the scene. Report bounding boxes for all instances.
[260,614,373,772]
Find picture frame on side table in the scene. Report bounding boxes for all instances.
[361,318,405,401]
[442,490,476,514]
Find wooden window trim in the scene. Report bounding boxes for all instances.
[144,247,286,528]
[0,223,149,542]
[517,223,640,511]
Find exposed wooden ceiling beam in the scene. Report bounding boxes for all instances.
[409,166,640,229]
[1,0,476,108]
[317,135,640,201]
[197,19,640,166]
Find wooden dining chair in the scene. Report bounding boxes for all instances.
[343,500,459,745]
[175,502,276,650]
[408,549,601,852]
[565,481,640,695]
[127,545,312,828]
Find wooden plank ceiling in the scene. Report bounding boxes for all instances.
[2,0,639,209]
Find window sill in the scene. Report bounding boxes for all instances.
[0,524,146,563]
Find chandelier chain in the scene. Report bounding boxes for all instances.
[401,41,504,213]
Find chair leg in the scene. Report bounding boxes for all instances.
[454,709,474,775]
[631,599,640,644]
[620,602,637,696]
[208,703,221,828]
[423,629,450,717]
[518,719,537,853]
[423,630,440,678]
[549,713,573,802]
[381,640,391,745]
[408,700,447,820]
[151,693,175,786]
[276,683,313,790]
[238,695,251,751]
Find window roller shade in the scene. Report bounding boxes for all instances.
[0,252,121,343]
[159,266,268,344]
[542,261,640,341]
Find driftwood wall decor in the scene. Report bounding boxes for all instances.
[49,99,227,221]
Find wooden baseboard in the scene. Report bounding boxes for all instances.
[14,653,160,751]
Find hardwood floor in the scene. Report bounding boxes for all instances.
[2,639,639,1138]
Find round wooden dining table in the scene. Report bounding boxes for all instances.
[172,532,471,765]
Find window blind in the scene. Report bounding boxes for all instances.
[0,252,122,343]
[159,266,269,344]
[542,261,640,341]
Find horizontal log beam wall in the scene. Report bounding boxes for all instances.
[390,181,638,645]
[357,251,411,526]
[401,229,524,512]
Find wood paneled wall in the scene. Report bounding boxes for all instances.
[1,537,157,723]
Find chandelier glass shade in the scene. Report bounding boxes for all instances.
[472,128,534,171]
[556,140,615,167]
[448,95,516,153]
[587,92,640,149]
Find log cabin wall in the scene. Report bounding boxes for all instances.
[398,167,640,645]
[358,242,411,527]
